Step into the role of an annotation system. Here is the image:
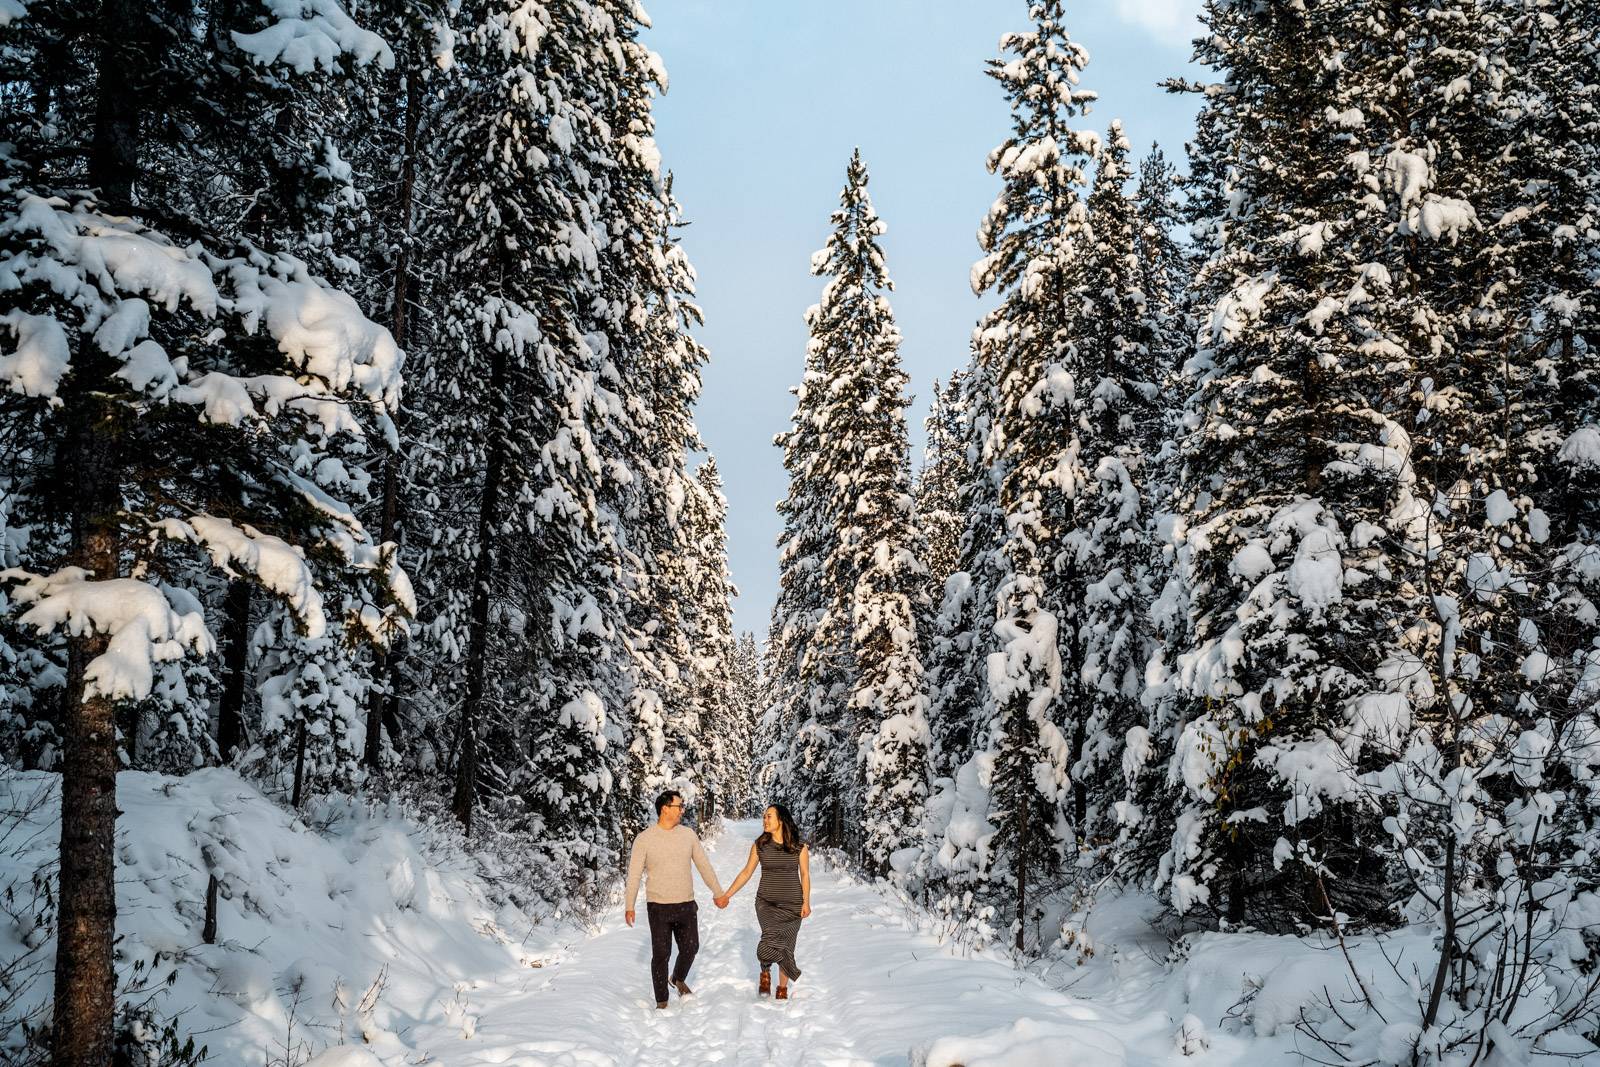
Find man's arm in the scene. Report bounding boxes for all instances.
[690,834,726,899]
[624,835,647,924]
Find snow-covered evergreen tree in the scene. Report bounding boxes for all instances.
[963,0,1100,948]
[0,3,407,1056]
[925,356,1005,793]
[772,151,930,855]
[1139,0,1427,927]
[765,345,832,824]
[685,459,740,825]
[1131,145,1190,378]
[795,152,931,877]
[422,0,629,887]
[590,6,712,836]
[1067,122,1164,853]
[729,631,769,815]
[917,376,967,615]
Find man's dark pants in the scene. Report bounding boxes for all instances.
[646,901,699,1003]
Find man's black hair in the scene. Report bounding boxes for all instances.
[655,790,683,816]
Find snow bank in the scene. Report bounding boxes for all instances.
[923,1017,1127,1067]
[0,769,545,1064]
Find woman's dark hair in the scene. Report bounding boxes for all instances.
[758,803,803,853]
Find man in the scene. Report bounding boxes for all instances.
[624,790,727,1009]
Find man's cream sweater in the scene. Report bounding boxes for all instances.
[625,824,725,908]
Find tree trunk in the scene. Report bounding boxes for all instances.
[89,0,141,209]
[216,579,251,763]
[1419,833,1457,1043]
[51,352,122,1067]
[202,872,219,945]
[365,58,420,773]
[53,628,119,1067]
[53,2,143,1058]
[453,343,508,833]
[1227,864,1248,925]
[291,718,308,809]
[1015,792,1029,952]
[1070,714,1087,835]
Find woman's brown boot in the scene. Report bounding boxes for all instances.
[758,968,771,997]
[775,983,788,1001]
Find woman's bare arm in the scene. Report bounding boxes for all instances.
[717,843,760,905]
[799,845,811,918]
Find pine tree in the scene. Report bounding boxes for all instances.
[966,0,1100,949]
[925,355,1005,793]
[616,175,708,829]
[797,152,932,877]
[729,632,768,815]
[773,151,929,854]
[685,459,739,825]
[592,4,711,836]
[1138,0,1423,927]
[916,375,967,621]
[1337,0,1600,1049]
[341,1,450,778]
[0,3,406,1059]
[424,0,624,866]
[1067,122,1165,853]
[1131,144,1190,378]
[765,351,830,821]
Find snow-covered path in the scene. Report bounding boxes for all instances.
[420,820,1164,1067]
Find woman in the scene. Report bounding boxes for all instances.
[716,803,811,999]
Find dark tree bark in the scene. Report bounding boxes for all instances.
[1014,792,1029,952]
[216,579,251,763]
[366,59,421,773]
[51,1,148,1059]
[53,613,118,1067]
[51,340,123,1067]
[88,0,141,209]
[291,719,308,809]
[452,343,508,833]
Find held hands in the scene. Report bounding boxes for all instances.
[714,895,729,909]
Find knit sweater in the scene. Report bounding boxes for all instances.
[624,824,725,908]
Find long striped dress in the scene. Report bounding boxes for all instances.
[754,837,804,981]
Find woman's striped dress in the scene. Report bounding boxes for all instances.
[754,837,804,981]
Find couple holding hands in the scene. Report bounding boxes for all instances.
[623,791,812,1009]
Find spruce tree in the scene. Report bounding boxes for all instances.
[1142,0,1423,927]
[0,3,406,1058]
[767,305,834,830]
[966,0,1099,948]
[728,631,768,815]
[916,376,967,621]
[800,152,932,877]
[1068,122,1164,852]
[925,354,1004,792]
[776,151,930,854]
[686,459,739,824]
[424,0,623,861]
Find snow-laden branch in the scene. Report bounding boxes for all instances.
[1,568,214,702]
[233,0,394,74]
[0,192,402,425]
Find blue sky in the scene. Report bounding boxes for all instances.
[643,0,1204,637]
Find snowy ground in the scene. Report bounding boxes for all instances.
[413,820,1201,1067]
[3,775,1460,1067]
